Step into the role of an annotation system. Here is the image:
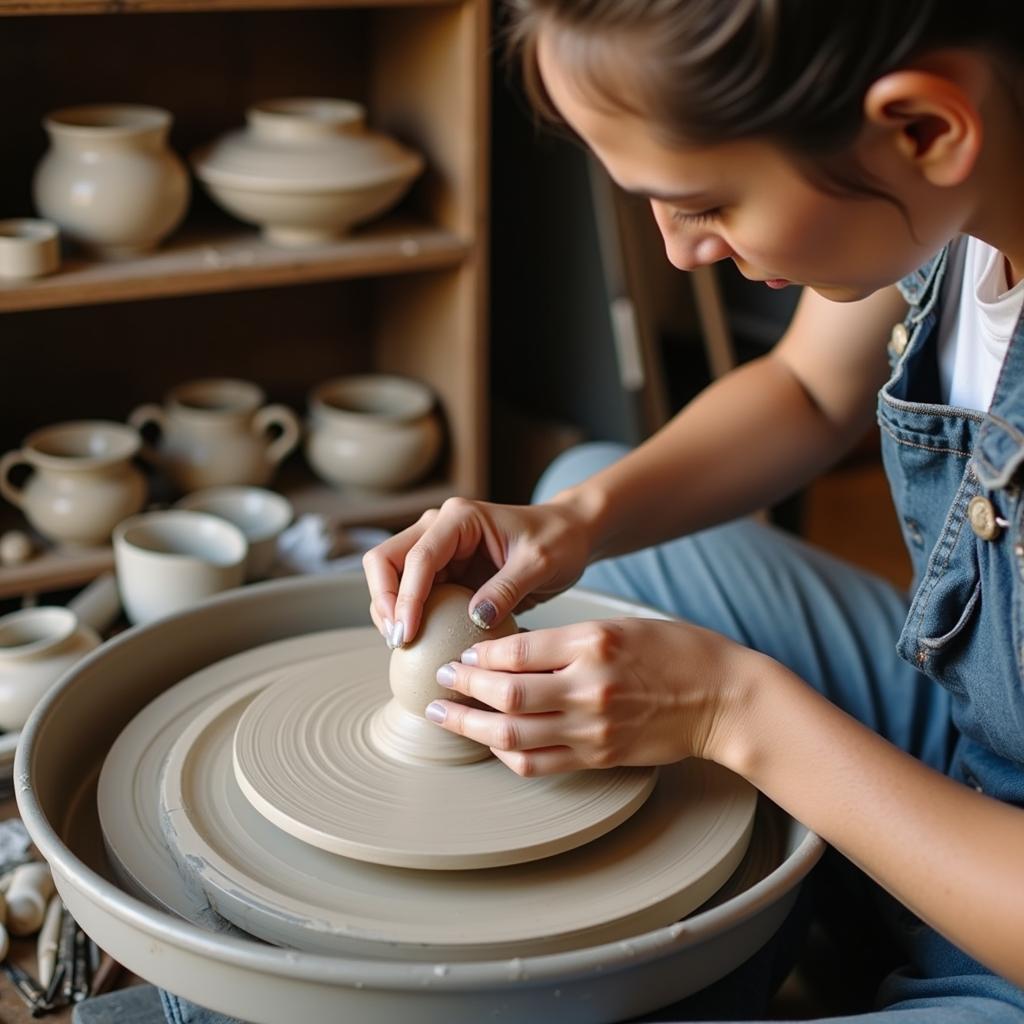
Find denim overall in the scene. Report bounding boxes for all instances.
[147,252,1024,1024]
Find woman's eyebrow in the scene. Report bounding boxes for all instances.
[625,186,715,204]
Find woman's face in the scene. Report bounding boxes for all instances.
[536,28,969,302]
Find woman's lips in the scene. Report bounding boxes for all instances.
[764,278,792,289]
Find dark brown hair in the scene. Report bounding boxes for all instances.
[507,0,1024,193]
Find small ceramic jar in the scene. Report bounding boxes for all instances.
[129,379,300,494]
[0,421,147,547]
[33,104,190,259]
[0,607,101,731]
[0,219,60,280]
[305,374,443,491]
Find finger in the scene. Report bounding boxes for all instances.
[425,701,568,752]
[468,545,555,632]
[367,602,393,647]
[393,501,485,645]
[460,624,589,673]
[492,745,580,777]
[362,527,426,638]
[436,662,565,714]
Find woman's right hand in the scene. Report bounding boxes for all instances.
[362,493,597,648]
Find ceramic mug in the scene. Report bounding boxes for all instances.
[0,421,147,547]
[128,378,301,494]
[0,607,101,731]
[305,374,443,491]
[113,509,248,625]
[175,486,294,581]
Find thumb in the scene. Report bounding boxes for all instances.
[468,550,548,630]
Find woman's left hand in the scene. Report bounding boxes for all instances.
[427,617,754,775]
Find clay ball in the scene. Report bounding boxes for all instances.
[389,583,516,716]
[0,530,34,567]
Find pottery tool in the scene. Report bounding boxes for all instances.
[36,895,62,989]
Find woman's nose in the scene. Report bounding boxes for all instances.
[650,203,732,271]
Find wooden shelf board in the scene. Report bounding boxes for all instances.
[0,0,454,14]
[0,219,469,313]
[0,479,454,599]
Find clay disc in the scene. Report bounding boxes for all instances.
[161,672,757,959]
[232,650,656,869]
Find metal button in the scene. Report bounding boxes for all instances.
[968,495,1001,540]
[889,322,909,357]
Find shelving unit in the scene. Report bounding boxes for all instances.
[0,0,489,598]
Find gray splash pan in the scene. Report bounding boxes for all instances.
[16,574,823,1024]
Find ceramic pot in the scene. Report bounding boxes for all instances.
[0,219,60,280]
[33,104,190,259]
[128,379,300,494]
[191,98,424,246]
[0,607,100,732]
[305,374,443,491]
[0,421,147,547]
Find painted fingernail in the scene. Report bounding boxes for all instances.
[383,618,394,646]
[425,702,447,724]
[436,664,456,687]
[460,648,478,666]
[470,601,497,630]
[389,619,405,649]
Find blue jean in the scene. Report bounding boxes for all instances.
[159,441,1024,1022]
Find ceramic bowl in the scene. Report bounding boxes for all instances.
[175,486,294,581]
[0,219,60,279]
[191,98,425,246]
[305,374,443,491]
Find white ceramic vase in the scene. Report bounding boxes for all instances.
[33,104,190,259]
[192,98,424,246]
[0,607,100,732]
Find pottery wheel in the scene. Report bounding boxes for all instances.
[160,666,756,959]
[231,651,655,869]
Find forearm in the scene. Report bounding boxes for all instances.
[717,657,1024,986]
[551,351,870,559]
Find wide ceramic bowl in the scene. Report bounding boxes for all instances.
[192,98,424,246]
[16,575,823,1024]
[306,374,444,491]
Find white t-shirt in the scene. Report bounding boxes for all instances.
[938,235,1024,411]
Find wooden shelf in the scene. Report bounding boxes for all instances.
[0,219,469,313]
[0,0,454,14]
[0,478,454,599]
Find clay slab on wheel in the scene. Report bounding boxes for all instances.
[232,650,656,869]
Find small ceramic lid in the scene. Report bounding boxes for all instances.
[192,98,424,193]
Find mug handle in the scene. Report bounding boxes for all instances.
[127,404,167,465]
[253,404,301,467]
[0,449,30,509]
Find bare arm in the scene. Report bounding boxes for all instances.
[716,657,1024,987]
[554,284,906,558]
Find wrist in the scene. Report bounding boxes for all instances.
[546,480,614,560]
[704,648,796,779]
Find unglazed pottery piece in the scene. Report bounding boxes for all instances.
[161,669,753,958]
[305,374,444,491]
[381,583,517,766]
[175,486,294,581]
[0,607,99,731]
[23,576,824,1023]
[112,510,247,625]
[129,378,300,493]
[0,421,147,546]
[33,104,189,259]
[192,98,424,246]
[231,649,655,868]
[0,219,60,279]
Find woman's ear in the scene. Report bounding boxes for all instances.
[864,69,983,187]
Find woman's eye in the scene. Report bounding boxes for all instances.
[670,208,722,226]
